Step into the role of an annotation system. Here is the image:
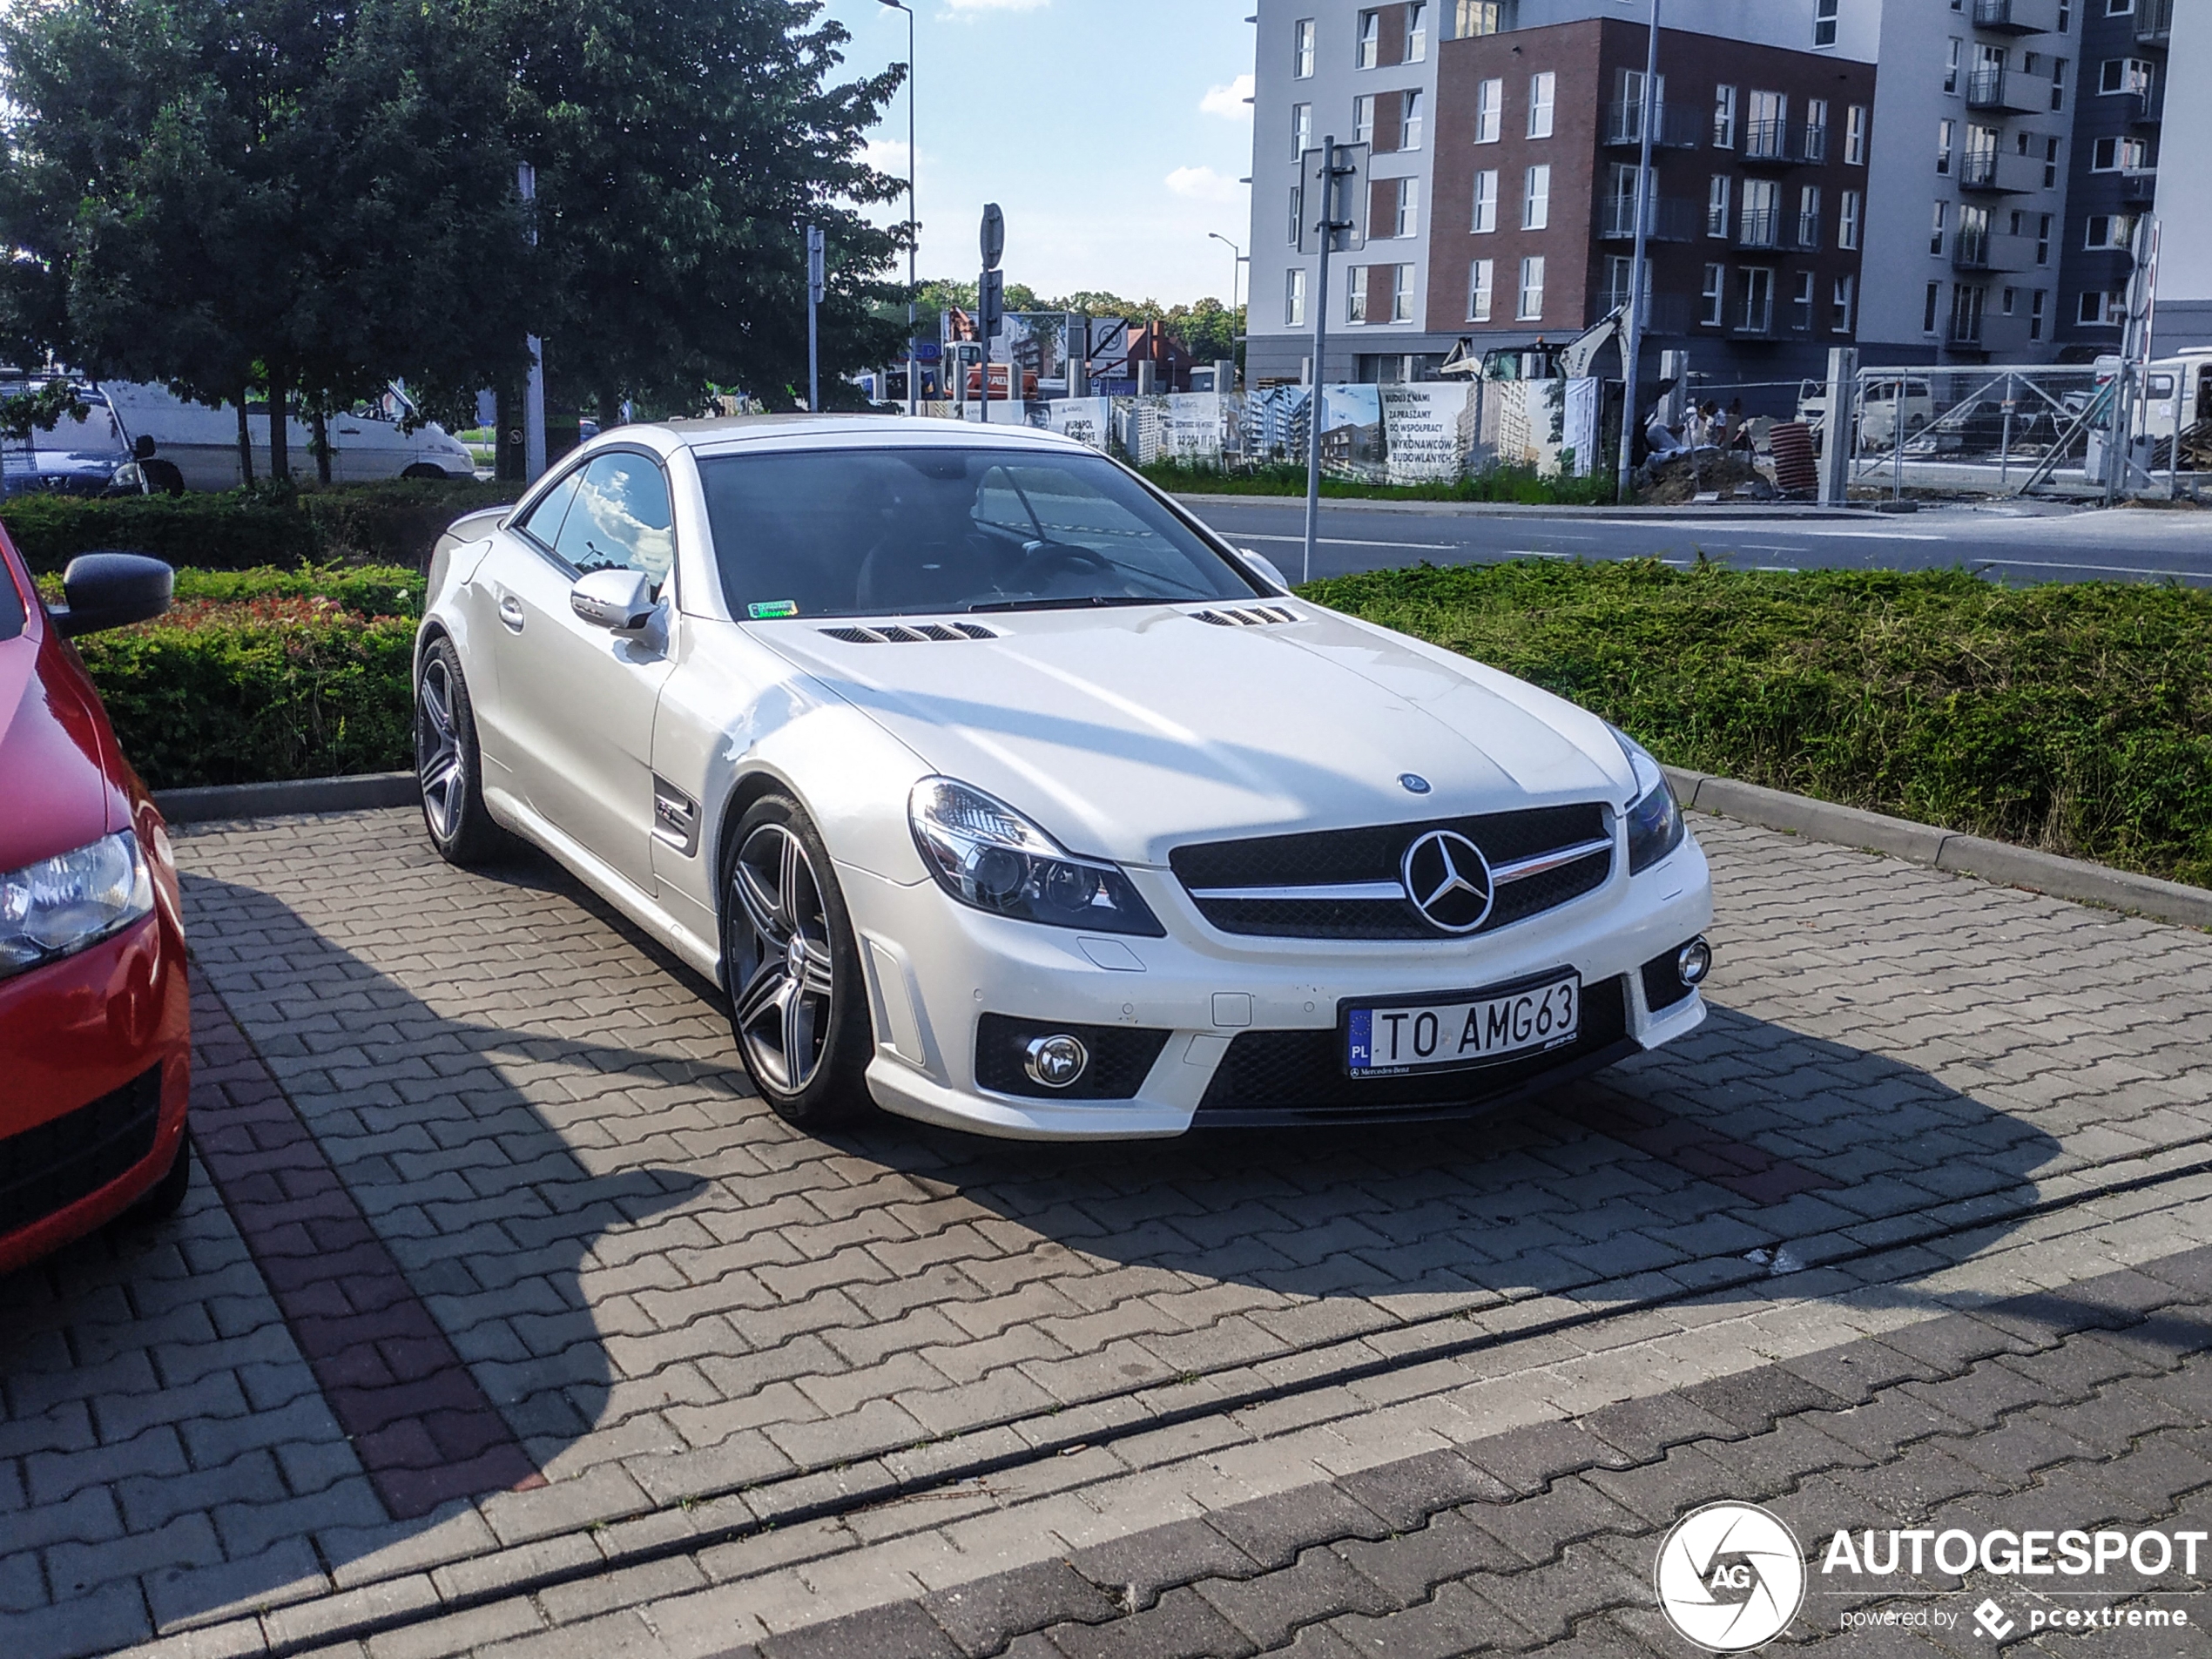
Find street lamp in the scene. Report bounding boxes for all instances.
[880,0,919,415]
[1208,233,1246,393]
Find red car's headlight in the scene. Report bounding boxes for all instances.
[0,829,155,980]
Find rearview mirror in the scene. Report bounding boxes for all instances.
[55,552,172,636]
[570,567,655,631]
[1238,548,1291,593]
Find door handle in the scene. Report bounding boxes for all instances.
[498,595,525,632]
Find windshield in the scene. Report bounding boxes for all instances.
[698,446,1264,619]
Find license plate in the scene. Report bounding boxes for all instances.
[1345,972,1581,1077]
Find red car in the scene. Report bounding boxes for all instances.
[0,527,191,1275]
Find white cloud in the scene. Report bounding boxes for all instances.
[1164,165,1244,203]
[1199,74,1254,118]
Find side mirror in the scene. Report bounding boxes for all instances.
[132,434,157,461]
[55,552,172,636]
[570,567,655,631]
[1238,548,1291,593]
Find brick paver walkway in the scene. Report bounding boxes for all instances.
[2,806,2209,1657]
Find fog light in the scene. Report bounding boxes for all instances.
[1676,937,1712,987]
[1023,1033,1089,1089]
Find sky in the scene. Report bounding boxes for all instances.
[813,0,1258,309]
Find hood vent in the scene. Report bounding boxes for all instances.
[819,622,999,644]
[1191,605,1298,628]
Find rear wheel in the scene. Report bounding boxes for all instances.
[721,796,873,1128]
[401,462,451,481]
[415,637,510,867]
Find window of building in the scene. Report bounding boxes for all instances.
[1738,267,1775,333]
[2099,57,2155,95]
[1517,256,1546,320]
[1602,254,1651,316]
[2001,287,2017,316]
[1390,263,1415,321]
[1455,0,1501,37]
[1714,85,1738,148]
[2075,289,2123,325]
[2084,213,2137,249]
[1406,3,1427,62]
[1291,103,1312,159]
[2035,212,2052,264]
[1958,201,1990,263]
[1937,118,1955,175]
[1747,90,1787,159]
[1804,98,1830,161]
[1471,169,1499,233]
[1831,274,1856,333]
[1285,268,1307,326]
[1522,164,1551,230]
[1347,265,1370,322]
[1946,38,1963,94]
[1792,271,1816,330]
[1701,264,1727,326]
[1294,18,1316,78]
[1402,90,1426,150]
[1814,0,1838,47]
[1845,105,1869,165]
[1840,189,1863,250]
[1528,72,1556,138]
[1474,78,1502,143]
[1921,280,1940,334]
[1393,177,1420,238]
[2029,289,2046,341]
[1708,173,1732,238]
[1950,283,1985,346]
[1741,176,1777,245]
[2051,58,2067,111]
[2106,0,2134,14]
[1931,200,1947,254]
[1356,10,1379,68]
[1288,186,1303,245]
[1797,185,1822,249]
[1467,258,1494,321]
[1353,94,1376,145]
[2092,134,2148,170]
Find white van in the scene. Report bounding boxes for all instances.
[104,382,477,490]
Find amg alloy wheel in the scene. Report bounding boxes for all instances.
[722,797,872,1126]
[414,637,509,867]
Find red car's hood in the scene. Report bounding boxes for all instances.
[0,630,118,871]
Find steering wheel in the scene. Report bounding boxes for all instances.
[1017,541,1112,581]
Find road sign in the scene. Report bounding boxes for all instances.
[981,204,1005,272]
[1297,142,1370,256]
[806,225,825,305]
[980,268,1005,339]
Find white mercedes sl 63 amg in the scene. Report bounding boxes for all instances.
[415,416,1713,1139]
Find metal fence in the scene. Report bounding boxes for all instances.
[1800,365,2108,496]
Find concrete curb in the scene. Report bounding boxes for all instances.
[1663,766,2212,932]
[156,771,419,825]
[1172,491,1874,522]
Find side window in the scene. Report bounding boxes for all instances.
[552,452,676,583]
[517,467,584,549]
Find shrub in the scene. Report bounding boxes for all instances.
[1,479,513,575]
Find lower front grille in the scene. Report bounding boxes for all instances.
[1194,977,1631,1123]
[0,1064,163,1237]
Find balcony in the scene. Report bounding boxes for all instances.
[1794,213,1822,252]
[1598,196,1701,241]
[1966,69,2038,113]
[2129,87,2161,125]
[1952,228,2036,272]
[1971,0,2061,35]
[2119,167,2158,204]
[2135,0,2171,44]
[1742,119,1791,164]
[1602,101,1704,148]
[1958,148,2043,192]
[1737,207,1781,249]
[1595,291,1694,334]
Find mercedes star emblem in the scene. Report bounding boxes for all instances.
[1400,828,1495,934]
[1398,772,1431,794]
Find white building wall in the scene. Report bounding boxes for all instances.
[2152,0,2212,350]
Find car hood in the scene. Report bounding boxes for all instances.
[0,631,117,870]
[754,603,1637,867]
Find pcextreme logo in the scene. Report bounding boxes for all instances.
[1654,1501,1808,1651]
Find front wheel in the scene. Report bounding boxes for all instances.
[721,796,873,1129]
[401,462,451,481]
[415,637,511,867]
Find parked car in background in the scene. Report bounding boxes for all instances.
[1795,375,1933,452]
[103,381,476,489]
[0,529,192,1273]
[414,416,1714,1141]
[0,381,151,497]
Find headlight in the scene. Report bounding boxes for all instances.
[109,460,145,492]
[909,778,1164,937]
[0,829,156,979]
[1609,726,1685,876]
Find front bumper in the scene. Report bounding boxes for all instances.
[846,830,1715,1141]
[0,910,192,1274]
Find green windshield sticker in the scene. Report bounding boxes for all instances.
[747,600,799,620]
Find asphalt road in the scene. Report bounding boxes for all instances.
[1176,493,2212,586]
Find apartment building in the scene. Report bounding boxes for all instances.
[1247,0,2098,387]
[2054,0,2168,355]
[2148,0,2208,351]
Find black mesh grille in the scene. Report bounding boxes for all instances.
[1641,946,1697,1012]
[1196,977,1629,1119]
[1170,804,1612,940]
[974,1015,1171,1100]
[0,1065,163,1236]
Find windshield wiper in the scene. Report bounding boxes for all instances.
[967,594,1177,614]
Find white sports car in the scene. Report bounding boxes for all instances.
[415,416,1713,1139]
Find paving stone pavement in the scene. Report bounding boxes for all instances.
[0,805,2208,1658]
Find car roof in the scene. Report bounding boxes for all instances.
[654,413,1088,460]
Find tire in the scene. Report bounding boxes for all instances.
[720,795,874,1129]
[128,1133,192,1223]
[401,463,451,481]
[415,636,511,867]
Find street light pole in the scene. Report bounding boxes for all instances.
[880,0,918,415]
[1615,0,1662,504]
[1208,232,1245,386]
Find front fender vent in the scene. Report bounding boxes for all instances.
[819,622,999,644]
[1190,605,1298,628]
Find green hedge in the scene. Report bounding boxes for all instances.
[1308,560,2212,890]
[1,479,513,576]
